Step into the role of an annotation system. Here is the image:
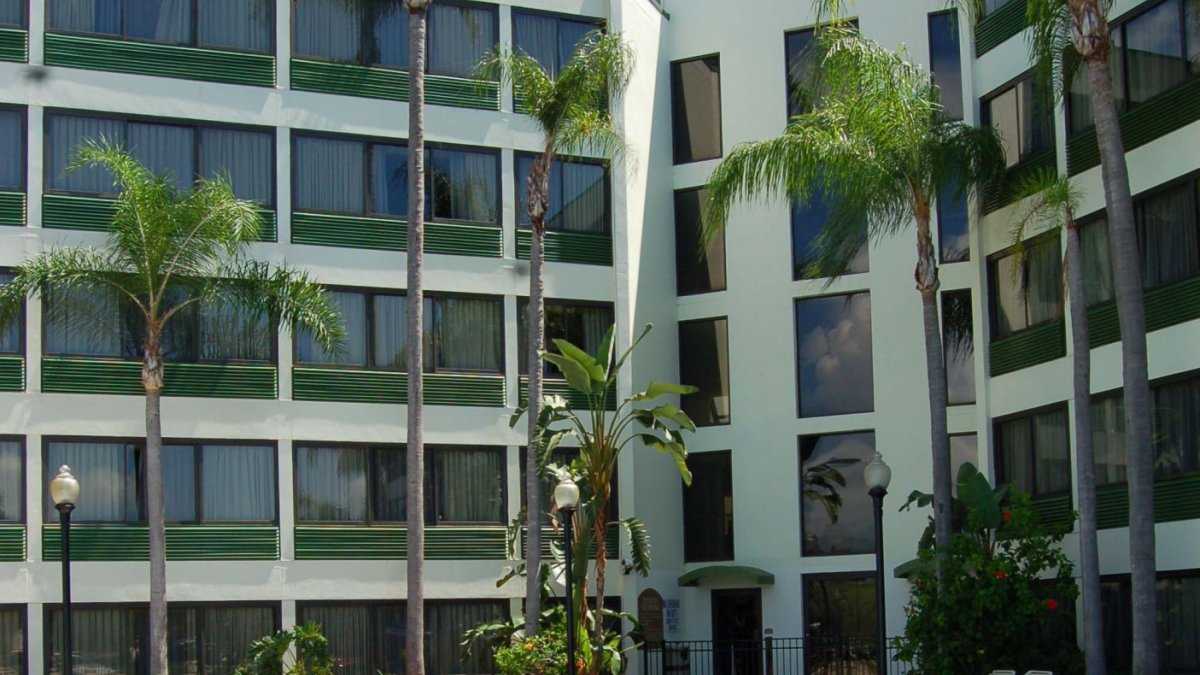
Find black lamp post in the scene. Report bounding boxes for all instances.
[554,476,580,674]
[50,465,80,675]
[863,452,891,675]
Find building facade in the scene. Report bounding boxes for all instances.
[0,0,1196,673]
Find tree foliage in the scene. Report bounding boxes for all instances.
[235,622,335,675]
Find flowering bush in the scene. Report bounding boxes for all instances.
[494,623,570,675]
[897,464,1082,674]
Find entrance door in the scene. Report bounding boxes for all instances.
[711,589,762,675]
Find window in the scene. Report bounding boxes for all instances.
[46,113,274,206]
[1069,0,1200,134]
[296,290,503,374]
[515,155,609,234]
[785,28,817,117]
[943,290,976,405]
[45,440,276,523]
[994,406,1071,498]
[791,191,869,279]
[293,0,497,78]
[47,0,273,51]
[982,75,1054,168]
[0,109,24,193]
[937,182,970,262]
[517,300,613,376]
[1101,572,1200,672]
[1080,177,1200,306]
[683,451,734,562]
[1092,372,1200,485]
[0,607,21,675]
[950,434,979,496]
[298,601,505,675]
[295,444,506,525]
[513,10,601,77]
[795,293,874,417]
[928,11,964,120]
[678,318,731,426]
[44,286,274,364]
[988,234,1062,338]
[0,440,19,522]
[670,55,722,164]
[0,1,21,28]
[800,433,876,556]
[981,0,1016,15]
[674,187,727,295]
[293,135,499,226]
[519,448,618,524]
[804,576,878,664]
[47,604,275,675]
[0,272,19,355]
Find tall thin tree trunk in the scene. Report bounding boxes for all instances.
[1086,57,1157,675]
[1065,218,1106,675]
[523,154,552,637]
[914,206,952,571]
[591,478,611,651]
[405,4,429,674]
[143,342,167,675]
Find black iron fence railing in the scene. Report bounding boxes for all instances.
[640,637,913,675]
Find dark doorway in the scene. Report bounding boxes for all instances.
[711,588,762,675]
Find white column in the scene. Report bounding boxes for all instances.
[275,0,290,90]
[278,439,295,561]
[498,5,514,113]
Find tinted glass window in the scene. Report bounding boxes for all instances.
[683,451,734,562]
[516,156,607,233]
[937,182,970,262]
[0,109,23,191]
[796,293,873,417]
[800,433,876,555]
[792,190,868,279]
[518,300,613,376]
[671,56,722,164]
[984,76,1053,168]
[929,12,964,119]
[674,187,727,295]
[988,235,1062,338]
[48,0,271,51]
[678,318,731,426]
[994,406,1071,497]
[943,290,975,405]
[0,440,20,522]
[513,11,600,78]
[0,272,18,354]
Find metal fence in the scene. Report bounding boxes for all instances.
[641,637,913,675]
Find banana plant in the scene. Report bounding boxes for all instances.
[510,323,696,674]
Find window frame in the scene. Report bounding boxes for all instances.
[0,435,24,524]
[991,402,1073,499]
[794,291,875,418]
[682,449,735,563]
[0,105,26,193]
[516,297,615,377]
[293,285,506,375]
[798,431,878,557]
[980,71,1055,168]
[986,231,1064,339]
[293,442,508,526]
[1090,367,1200,487]
[290,130,502,228]
[0,0,25,29]
[1065,0,1199,137]
[44,108,278,206]
[513,151,612,235]
[927,10,965,120]
[1098,567,1200,672]
[941,288,976,406]
[42,436,280,525]
[0,604,24,675]
[46,0,276,55]
[677,315,732,427]
[670,53,724,165]
[510,7,604,74]
[673,185,728,296]
[0,268,24,358]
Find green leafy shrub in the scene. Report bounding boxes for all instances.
[234,621,334,675]
[897,464,1082,674]
[494,622,569,675]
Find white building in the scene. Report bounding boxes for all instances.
[0,0,1196,673]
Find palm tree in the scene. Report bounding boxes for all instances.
[1016,2,1156,669]
[0,143,344,675]
[702,22,1004,569]
[478,32,634,636]
[1011,170,1104,674]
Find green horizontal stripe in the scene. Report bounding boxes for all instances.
[42,358,278,399]
[294,525,506,560]
[291,59,499,110]
[1068,78,1200,175]
[45,33,274,87]
[0,191,25,226]
[974,0,1028,56]
[43,194,275,240]
[0,28,27,63]
[0,356,24,392]
[989,318,1066,376]
[517,230,613,266]
[0,527,25,562]
[1088,276,1200,348]
[519,376,616,411]
[43,525,279,561]
[983,148,1056,214]
[293,367,505,407]
[1095,474,1200,529]
[291,211,500,256]
[1032,494,1073,531]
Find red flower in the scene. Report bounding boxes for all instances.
[1045,599,1059,611]
[994,570,1007,580]
[1003,511,1013,522]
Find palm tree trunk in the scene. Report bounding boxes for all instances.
[142,342,167,675]
[1086,57,1157,675]
[914,206,952,570]
[523,155,552,637]
[1065,218,1106,675]
[405,3,429,673]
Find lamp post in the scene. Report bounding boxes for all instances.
[554,477,580,674]
[50,465,80,675]
[863,452,891,675]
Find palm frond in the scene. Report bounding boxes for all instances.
[620,517,652,577]
[1006,168,1081,288]
[0,247,140,325]
[553,111,631,167]
[207,260,346,353]
[1025,0,1077,102]
[476,47,555,113]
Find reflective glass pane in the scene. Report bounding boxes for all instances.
[678,318,731,426]
[796,293,874,417]
[671,56,722,163]
[800,433,876,555]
